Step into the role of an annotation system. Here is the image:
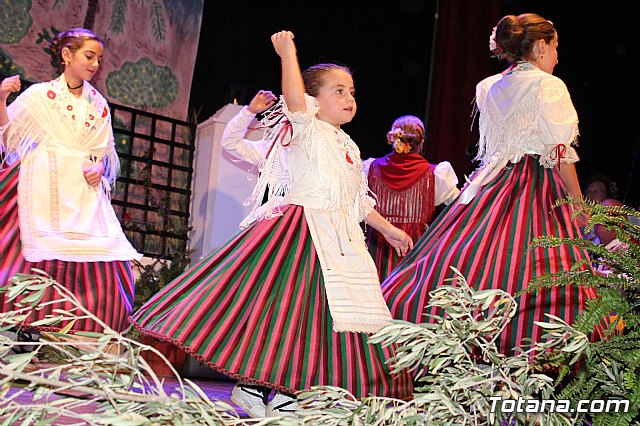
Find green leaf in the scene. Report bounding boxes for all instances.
[58,320,76,335]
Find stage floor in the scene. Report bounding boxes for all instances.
[4,373,252,423]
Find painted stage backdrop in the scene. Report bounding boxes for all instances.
[0,0,204,121]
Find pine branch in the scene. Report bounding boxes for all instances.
[109,0,127,34]
[150,0,166,41]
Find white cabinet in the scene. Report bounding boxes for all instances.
[188,103,263,261]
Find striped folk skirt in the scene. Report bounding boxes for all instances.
[0,162,135,333]
[382,156,597,355]
[131,205,413,400]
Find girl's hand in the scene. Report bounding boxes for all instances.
[570,200,590,227]
[575,211,590,228]
[0,75,21,103]
[384,226,414,257]
[82,159,105,187]
[248,90,277,114]
[271,31,297,59]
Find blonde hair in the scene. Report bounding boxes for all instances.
[386,115,425,154]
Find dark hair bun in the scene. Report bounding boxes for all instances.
[493,13,556,63]
[495,15,525,63]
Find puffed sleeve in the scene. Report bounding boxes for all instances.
[361,157,375,177]
[434,161,460,205]
[1,85,40,156]
[78,91,120,187]
[475,74,502,110]
[355,166,376,222]
[282,94,319,125]
[357,191,377,222]
[267,94,318,152]
[221,106,271,166]
[538,76,580,168]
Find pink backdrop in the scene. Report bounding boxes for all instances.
[0,0,203,121]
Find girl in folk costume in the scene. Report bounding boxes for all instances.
[131,31,414,418]
[362,115,459,280]
[382,14,597,355]
[0,28,141,333]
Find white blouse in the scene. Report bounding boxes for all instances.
[460,64,581,204]
[220,97,393,334]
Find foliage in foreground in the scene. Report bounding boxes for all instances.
[0,271,292,425]
[1,268,595,425]
[297,268,591,425]
[526,199,640,425]
[6,199,640,426]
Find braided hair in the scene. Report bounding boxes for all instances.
[386,115,425,154]
[49,28,102,73]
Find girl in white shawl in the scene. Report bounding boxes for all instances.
[131,31,414,418]
[0,28,141,333]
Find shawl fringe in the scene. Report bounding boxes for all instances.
[367,163,435,248]
[2,78,120,193]
[241,100,293,227]
[241,96,376,228]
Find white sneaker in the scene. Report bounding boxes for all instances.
[265,392,299,418]
[230,383,270,418]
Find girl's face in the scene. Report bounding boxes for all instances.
[62,39,103,82]
[314,69,356,128]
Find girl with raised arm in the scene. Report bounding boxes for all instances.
[131,31,413,418]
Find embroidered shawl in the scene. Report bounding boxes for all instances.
[1,75,141,262]
[460,66,581,204]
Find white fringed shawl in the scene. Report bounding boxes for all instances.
[1,75,141,262]
[460,66,580,204]
[240,95,391,333]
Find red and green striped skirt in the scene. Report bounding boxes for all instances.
[0,162,135,333]
[382,156,597,355]
[131,205,413,400]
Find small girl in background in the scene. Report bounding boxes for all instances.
[131,31,414,418]
[363,115,459,280]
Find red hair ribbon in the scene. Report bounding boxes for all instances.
[550,144,567,167]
